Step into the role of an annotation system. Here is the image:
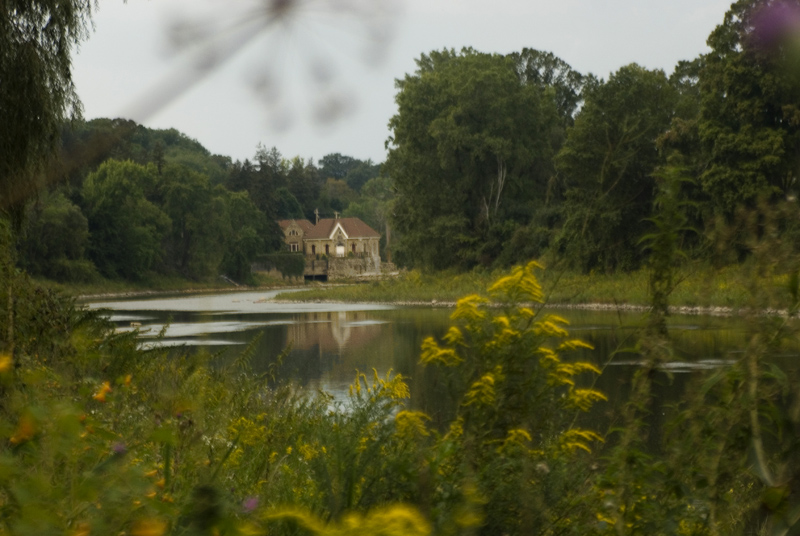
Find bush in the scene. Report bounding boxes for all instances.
[255,252,305,278]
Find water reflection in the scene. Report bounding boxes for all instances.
[87,292,799,436]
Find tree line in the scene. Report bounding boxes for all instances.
[387,0,800,272]
[16,119,386,283]
[10,0,800,284]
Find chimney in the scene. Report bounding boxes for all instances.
[314,208,319,225]
[334,211,339,220]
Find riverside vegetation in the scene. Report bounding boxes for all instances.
[276,263,757,310]
[3,0,800,533]
[2,254,800,535]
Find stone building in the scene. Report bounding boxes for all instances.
[303,216,381,262]
[276,214,384,280]
[279,215,380,260]
[277,219,315,253]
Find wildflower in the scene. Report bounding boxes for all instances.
[93,381,112,402]
[131,518,167,536]
[420,337,462,366]
[243,496,259,513]
[71,522,91,536]
[0,353,12,374]
[299,443,319,461]
[112,442,127,455]
[395,411,431,438]
[10,413,36,445]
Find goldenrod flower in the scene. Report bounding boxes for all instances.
[93,381,112,402]
[71,522,91,536]
[131,518,167,536]
[0,353,12,374]
[395,411,431,438]
[10,413,36,445]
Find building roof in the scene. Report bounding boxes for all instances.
[304,217,381,240]
[278,219,315,233]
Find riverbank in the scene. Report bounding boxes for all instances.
[65,262,793,314]
[39,272,303,301]
[273,264,788,311]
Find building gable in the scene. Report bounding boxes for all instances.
[329,222,349,240]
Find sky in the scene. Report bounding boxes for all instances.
[72,0,733,165]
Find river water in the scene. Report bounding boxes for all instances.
[86,289,795,430]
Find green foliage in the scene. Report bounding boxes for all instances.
[509,48,587,130]
[0,0,94,220]
[698,0,800,215]
[419,262,605,535]
[82,160,171,280]
[255,253,306,278]
[640,164,696,334]
[17,191,99,282]
[387,48,562,270]
[287,157,322,220]
[159,165,230,279]
[555,64,677,272]
[343,160,381,192]
[275,187,305,219]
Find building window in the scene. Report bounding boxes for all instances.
[325,245,329,255]
[311,245,316,255]
[290,243,298,252]
[352,244,356,254]
[289,229,298,236]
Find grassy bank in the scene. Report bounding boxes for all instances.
[36,272,302,299]
[274,263,776,309]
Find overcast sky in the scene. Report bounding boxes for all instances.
[72,0,732,164]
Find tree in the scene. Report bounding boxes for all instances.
[0,0,95,220]
[286,157,322,220]
[319,153,359,181]
[160,164,230,279]
[386,48,560,269]
[344,175,395,259]
[555,64,677,272]
[82,160,171,279]
[344,159,380,192]
[275,187,305,219]
[510,48,586,129]
[698,0,800,215]
[219,190,269,283]
[17,191,97,281]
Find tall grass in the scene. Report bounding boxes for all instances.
[277,263,758,309]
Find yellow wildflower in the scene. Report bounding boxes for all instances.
[71,522,91,536]
[93,381,112,402]
[131,518,167,536]
[420,337,462,366]
[395,411,431,439]
[10,413,36,445]
[0,353,12,374]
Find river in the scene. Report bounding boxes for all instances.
[86,289,793,431]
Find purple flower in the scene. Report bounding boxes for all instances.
[112,442,127,455]
[751,1,800,49]
[242,496,259,513]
